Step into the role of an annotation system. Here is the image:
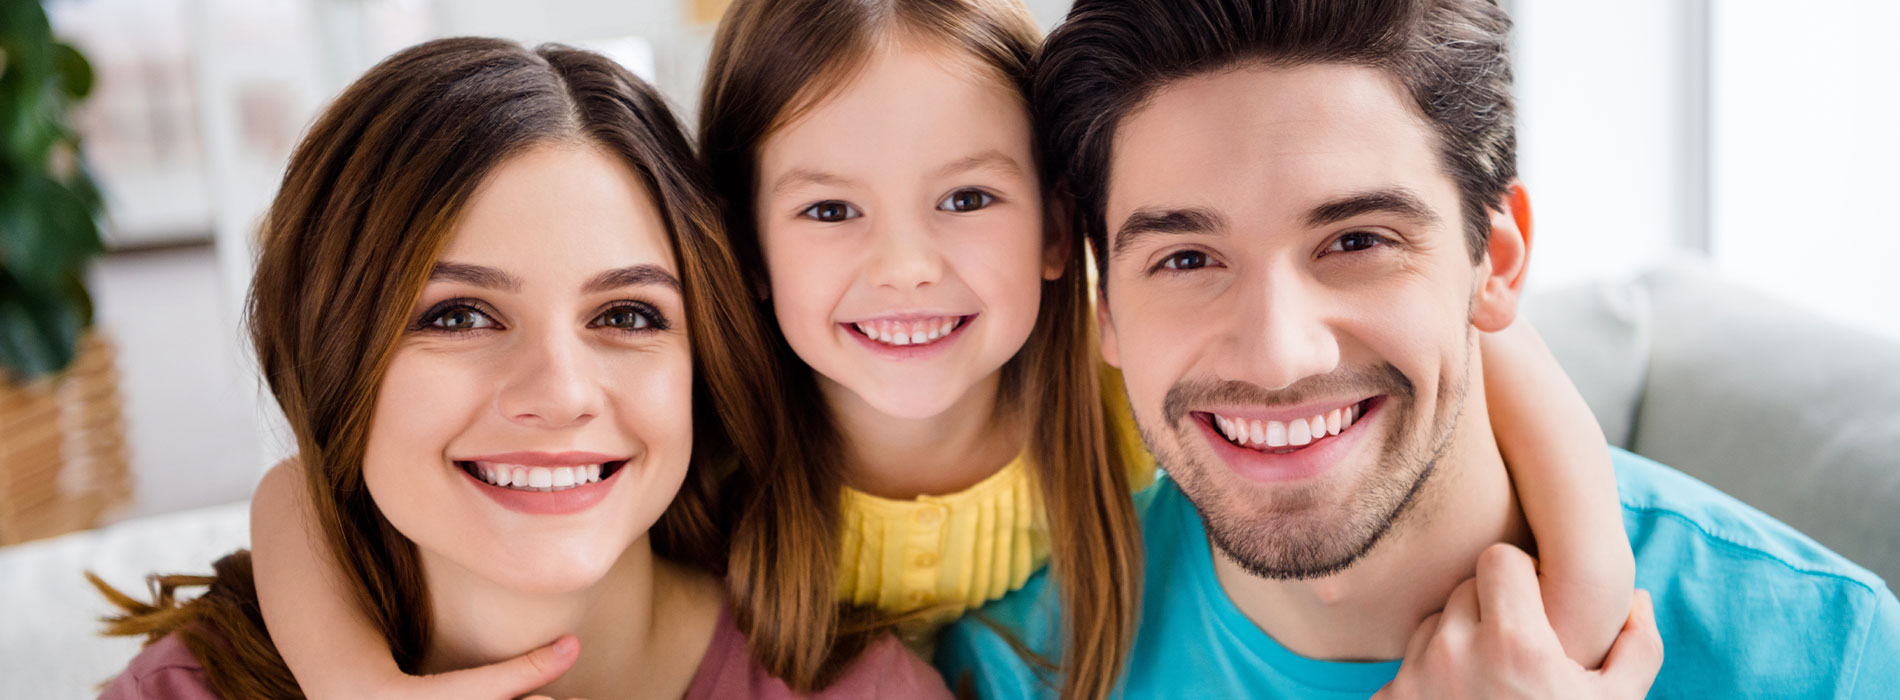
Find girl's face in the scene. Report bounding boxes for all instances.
[755,39,1055,421]
[363,143,695,595]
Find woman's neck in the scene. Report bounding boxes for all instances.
[417,536,722,699]
[822,370,1025,500]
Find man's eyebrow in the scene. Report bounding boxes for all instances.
[770,167,855,196]
[429,262,521,291]
[583,264,681,294]
[1305,187,1439,229]
[933,149,1027,180]
[1111,207,1226,259]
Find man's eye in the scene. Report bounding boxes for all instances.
[801,201,860,223]
[592,303,667,333]
[1158,250,1211,271]
[1327,231,1387,254]
[938,189,995,213]
[424,304,497,332]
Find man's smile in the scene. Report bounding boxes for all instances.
[1203,397,1380,452]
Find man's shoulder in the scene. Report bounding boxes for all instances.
[1612,448,1900,697]
[1612,448,1886,590]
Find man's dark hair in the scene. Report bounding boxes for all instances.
[1035,0,1516,276]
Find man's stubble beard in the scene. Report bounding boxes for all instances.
[1143,358,1470,581]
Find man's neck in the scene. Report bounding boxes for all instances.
[1213,389,1532,662]
[822,370,1024,499]
[418,537,721,699]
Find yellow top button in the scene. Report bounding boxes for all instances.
[914,552,939,568]
[915,507,943,525]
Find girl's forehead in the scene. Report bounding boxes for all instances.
[444,143,678,275]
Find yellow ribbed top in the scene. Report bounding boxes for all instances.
[834,365,1156,639]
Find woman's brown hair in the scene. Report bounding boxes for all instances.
[92,37,779,698]
[699,1,1144,697]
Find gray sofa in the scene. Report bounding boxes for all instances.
[1528,263,1900,586]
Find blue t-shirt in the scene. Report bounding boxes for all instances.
[935,448,1900,698]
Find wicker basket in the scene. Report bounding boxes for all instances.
[0,332,132,545]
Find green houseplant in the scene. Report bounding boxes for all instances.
[1,0,105,381]
[0,1,128,545]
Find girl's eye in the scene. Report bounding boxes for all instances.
[422,303,497,332]
[592,303,667,333]
[938,189,995,213]
[1326,231,1388,254]
[1157,250,1212,272]
[801,201,861,223]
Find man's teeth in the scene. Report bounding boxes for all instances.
[853,317,961,346]
[473,463,605,492]
[1213,403,1362,450]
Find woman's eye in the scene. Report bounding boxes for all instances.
[801,201,860,223]
[938,189,995,213]
[426,305,496,332]
[593,303,665,333]
[1158,250,1212,272]
[1327,231,1388,254]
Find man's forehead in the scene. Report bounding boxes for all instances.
[1103,63,1450,239]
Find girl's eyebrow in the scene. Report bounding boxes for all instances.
[771,167,855,196]
[428,262,680,293]
[933,149,1025,180]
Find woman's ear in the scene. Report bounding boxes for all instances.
[1471,182,1534,333]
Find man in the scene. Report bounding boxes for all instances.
[935,0,1900,697]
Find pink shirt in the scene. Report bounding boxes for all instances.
[100,607,952,699]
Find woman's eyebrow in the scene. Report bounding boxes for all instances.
[583,264,681,293]
[429,261,521,291]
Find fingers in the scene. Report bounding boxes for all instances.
[1404,611,1444,663]
[1597,590,1663,697]
[1475,543,1550,631]
[418,635,579,700]
[1436,576,1482,648]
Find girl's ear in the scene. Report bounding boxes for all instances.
[1042,190,1077,281]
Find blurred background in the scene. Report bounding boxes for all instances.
[1,0,1897,694]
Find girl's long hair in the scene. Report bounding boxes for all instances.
[92,37,779,699]
[699,1,1144,696]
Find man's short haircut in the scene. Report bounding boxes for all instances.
[1035,0,1517,275]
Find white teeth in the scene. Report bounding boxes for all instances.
[1289,419,1312,446]
[472,463,611,492]
[527,467,552,488]
[551,467,576,488]
[1214,402,1365,451]
[855,317,962,348]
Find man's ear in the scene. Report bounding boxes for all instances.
[1471,181,1533,333]
[1042,194,1076,281]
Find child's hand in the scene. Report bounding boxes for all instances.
[361,635,580,700]
[1373,545,1662,700]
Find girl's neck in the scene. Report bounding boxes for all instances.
[823,370,1025,500]
[418,536,723,699]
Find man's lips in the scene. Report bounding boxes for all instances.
[1192,397,1386,483]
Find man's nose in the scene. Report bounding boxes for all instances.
[864,211,946,291]
[1224,271,1341,391]
[495,331,601,430]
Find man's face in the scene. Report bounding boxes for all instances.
[1101,63,1489,579]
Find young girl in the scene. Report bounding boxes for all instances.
[248,1,1635,698]
[93,37,949,700]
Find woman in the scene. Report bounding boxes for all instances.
[92,37,949,700]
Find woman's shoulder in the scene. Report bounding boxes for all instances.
[687,604,952,700]
[99,633,220,700]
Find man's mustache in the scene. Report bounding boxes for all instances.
[1162,363,1414,425]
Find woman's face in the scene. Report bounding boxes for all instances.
[753,39,1054,421]
[363,142,694,595]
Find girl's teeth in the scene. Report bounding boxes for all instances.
[855,317,962,348]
